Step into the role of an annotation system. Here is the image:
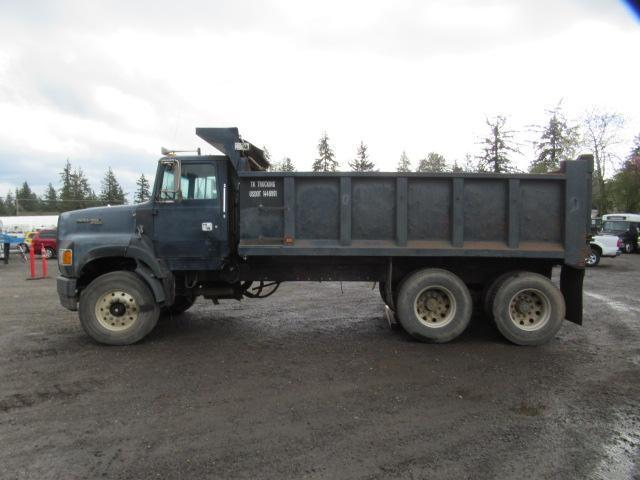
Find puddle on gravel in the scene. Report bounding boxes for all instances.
[590,410,640,479]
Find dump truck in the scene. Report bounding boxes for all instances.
[56,128,593,346]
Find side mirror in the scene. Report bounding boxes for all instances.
[159,159,182,202]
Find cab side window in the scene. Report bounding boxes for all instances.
[159,163,218,202]
[181,164,218,200]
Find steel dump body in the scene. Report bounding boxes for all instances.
[238,158,592,268]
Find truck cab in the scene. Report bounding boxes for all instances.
[56,128,268,344]
[145,155,230,271]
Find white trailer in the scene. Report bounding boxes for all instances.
[0,215,58,235]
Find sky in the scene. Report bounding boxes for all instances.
[0,0,639,200]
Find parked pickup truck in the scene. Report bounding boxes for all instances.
[586,234,621,266]
[56,128,593,347]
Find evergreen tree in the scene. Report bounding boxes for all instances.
[529,104,580,173]
[478,116,520,173]
[312,132,338,172]
[69,166,96,209]
[452,160,464,172]
[43,183,58,212]
[16,181,39,213]
[397,151,411,172]
[4,191,15,215]
[280,157,296,172]
[100,167,127,205]
[59,159,73,203]
[134,174,151,203]
[417,152,447,172]
[59,159,95,211]
[262,146,275,171]
[349,141,375,172]
[0,196,5,215]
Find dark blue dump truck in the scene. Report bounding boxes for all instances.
[56,128,593,346]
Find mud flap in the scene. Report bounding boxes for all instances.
[560,265,584,325]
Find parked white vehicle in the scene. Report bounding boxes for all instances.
[586,234,622,267]
[0,215,58,235]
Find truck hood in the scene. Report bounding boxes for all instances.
[58,204,137,239]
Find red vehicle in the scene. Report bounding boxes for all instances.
[30,229,57,258]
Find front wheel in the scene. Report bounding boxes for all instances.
[492,272,565,346]
[79,271,160,345]
[585,247,600,267]
[396,269,472,343]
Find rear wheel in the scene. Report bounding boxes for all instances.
[483,271,524,321]
[585,247,600,267]
[492,272,565,346]
[79,271,160,345]
[378,282,397,309]
[165,295,196,315]
[396,269,472,343]
[623,242,634,254]
[44,246,55,259]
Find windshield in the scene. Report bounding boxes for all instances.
[601,220,629,233]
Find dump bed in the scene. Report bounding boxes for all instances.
[238,156,592,267]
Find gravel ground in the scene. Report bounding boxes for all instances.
[0,254,639,480]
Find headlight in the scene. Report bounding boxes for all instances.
[59,249,73,266]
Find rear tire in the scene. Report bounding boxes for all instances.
[585,247,600,267]
[483,271,524,321]
[44,246,55,259]
[396,269,472,343]
[79,271,160,345]
[492,272,565,346]
[165,295,196,315]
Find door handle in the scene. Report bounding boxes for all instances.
[223,183,227,217]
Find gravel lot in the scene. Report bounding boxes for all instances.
[0,254,639,479]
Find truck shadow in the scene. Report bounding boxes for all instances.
[149,307,506,346]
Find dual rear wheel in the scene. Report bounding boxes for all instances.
[389,268,565,345]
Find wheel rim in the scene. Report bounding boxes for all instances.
[586,252,597,265]
[95,290,139,332]
[414,286,457,328]
[45,248,53,259]
[508,288,551,331]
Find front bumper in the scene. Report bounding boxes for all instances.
[57,276,78,311]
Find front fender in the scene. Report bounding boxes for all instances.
[126,234,175,305]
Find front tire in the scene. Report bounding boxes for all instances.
[492,272,565,346]
[585,247,600,267]
[396,269,472,343]
[79,271,160,345]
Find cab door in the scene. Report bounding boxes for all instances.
[153,158,228,270]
